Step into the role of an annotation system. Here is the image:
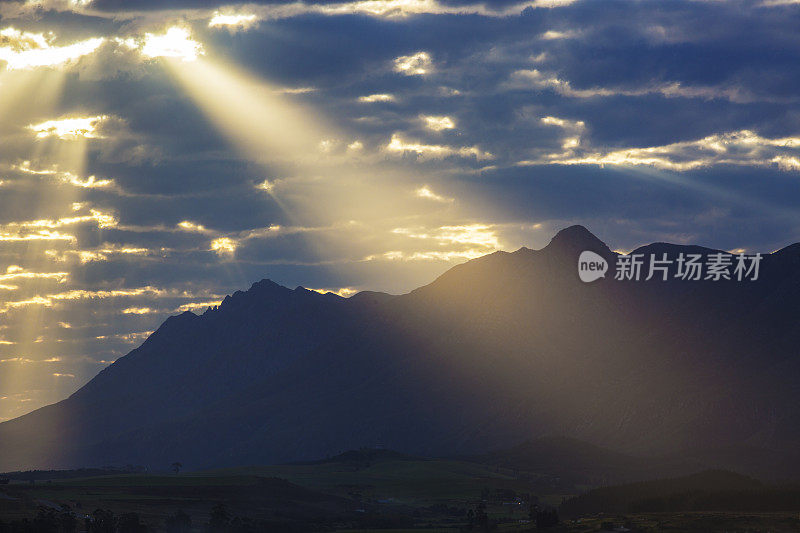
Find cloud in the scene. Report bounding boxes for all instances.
[421,115,455,131]
[394,51,433,75]
[175,300,222,312]
[415,185,453,203]
[210,237,237,257]
[0,266,68,284]
[142,27,203,62]
[540,115,585,150]
[177,220,214,235]
[521,129,800,172]
[121,307,155,314]
[308,287,358,297]
[385,133,493,160]
[0,286,222,314]
[540,30,577,40]
[0,27,104,70]
[506,69,778,104]
[209,11,260,31]
[379,223,503,261]
[358,93,396,103]
[14,161,115,189]
[45,245,154,264]
[28,115,110,140]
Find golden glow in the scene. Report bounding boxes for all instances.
[421,115,455,131]
[0,267,68,284]
[209,12,259,30]
[122,307,155,315]
[0,230,76,243]
[415,185,452,203]
[394,224,501,248]
[386,133,493,160]
[16,161,114,188]
[358,93,396,103]
[46,245,148,263]
[309,287,358,297]
[210,237,237,257]
[255,180,275,192]
[0,27,104,70]
[176,300,222,312]
[0,286,175,314]
[163,56,336,165]
[177,220,212,234]
[393,51,433,75]
[540,116,585,129]
[540,116,585,151]
[142,27,204,62]
[95,331,153,343]
[526,129,800,171]
[27,115,108,140]
[366,249,489,261]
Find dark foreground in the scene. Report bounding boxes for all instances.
[2,450,800,532]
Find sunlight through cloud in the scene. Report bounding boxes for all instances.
[210,237,237,257]
[209,12,259,31]
[27,116,108,140]
[394,51,433,75]
[0,27,103,70]
[421,115,455,131]
[142,27,204,62]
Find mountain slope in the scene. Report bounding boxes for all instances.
[1,226,799,476]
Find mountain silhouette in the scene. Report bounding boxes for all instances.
[1,225,800,477]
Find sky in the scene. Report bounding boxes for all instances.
[0,0,799,421]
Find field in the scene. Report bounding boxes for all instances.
[2,452,800,531]
[0,454,549,531]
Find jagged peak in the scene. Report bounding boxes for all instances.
[248,278,287,292]
[542,225,612,255]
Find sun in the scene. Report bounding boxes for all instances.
[142,27,204,62]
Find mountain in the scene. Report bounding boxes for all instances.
[1,225,800,477]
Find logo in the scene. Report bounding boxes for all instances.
[578,251,608,283]
[578,250,763,283]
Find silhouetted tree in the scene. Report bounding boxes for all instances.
[31,507,59,533]
[165,510,192,533]
[532,505,559,529]
[465,503,494,531]
[205,503,231,532]
[58,505,77,533]
[118,512,146,533]
[89,509,117,533]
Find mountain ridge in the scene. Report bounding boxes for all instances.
[1,225,799,477]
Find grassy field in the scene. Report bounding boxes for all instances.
[202,456,545,504]
[0,455,545,531]
[2,455,800,531]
